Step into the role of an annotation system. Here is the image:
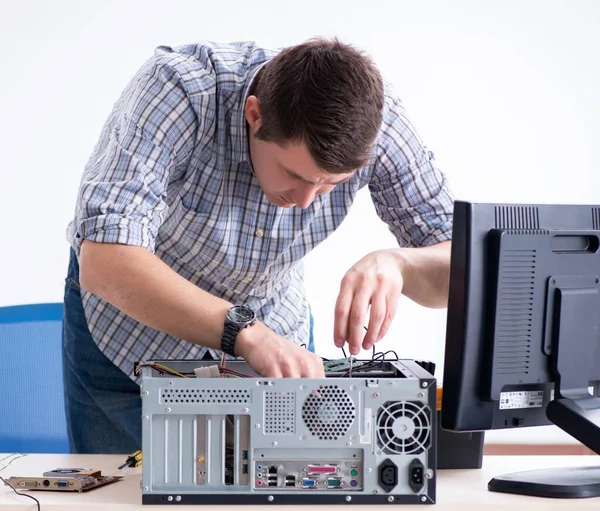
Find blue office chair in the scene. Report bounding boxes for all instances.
[0,303,69,453]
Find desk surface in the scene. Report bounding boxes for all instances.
[0,454,599,509]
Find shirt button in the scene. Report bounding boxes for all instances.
[255,229,264,238]
[243,276,253,284]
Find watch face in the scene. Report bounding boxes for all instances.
[228,305,255,324]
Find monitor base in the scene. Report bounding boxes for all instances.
[488,465,600,499]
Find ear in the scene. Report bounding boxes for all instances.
[244,95,262,132]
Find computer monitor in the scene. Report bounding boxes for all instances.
[441,200,600,499]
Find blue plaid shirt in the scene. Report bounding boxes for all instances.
[66,41,454,381]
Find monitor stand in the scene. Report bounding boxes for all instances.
[489,277,600,499]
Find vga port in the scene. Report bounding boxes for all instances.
[302,478,317,487]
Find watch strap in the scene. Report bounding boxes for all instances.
[221,320,239,357]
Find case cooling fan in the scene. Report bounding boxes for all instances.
[376,401,432,454]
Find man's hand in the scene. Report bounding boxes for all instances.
[333,250,404,356]
[333,241,452,356]
[236,321,325,378]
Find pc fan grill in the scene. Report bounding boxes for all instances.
[376,401,432,454]
[301,385,356,440]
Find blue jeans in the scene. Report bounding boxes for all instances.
[62,250,142,454]
[62,249,315,454]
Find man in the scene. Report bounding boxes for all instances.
[63,38,453,454]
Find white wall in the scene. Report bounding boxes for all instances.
[1,0,598,444]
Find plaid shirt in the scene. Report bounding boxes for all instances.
[66,41,454,381]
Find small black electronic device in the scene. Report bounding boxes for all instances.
[441,200,600,498]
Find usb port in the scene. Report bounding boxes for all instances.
[242,464,248,474]
[242,450,248,460]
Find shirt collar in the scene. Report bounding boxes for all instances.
[231,61,269,165]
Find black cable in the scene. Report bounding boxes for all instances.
[0,475,41,510]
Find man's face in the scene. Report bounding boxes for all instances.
[245,97,355,209]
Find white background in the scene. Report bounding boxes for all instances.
[1,0,598,444]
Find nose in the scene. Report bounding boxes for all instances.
[293,184,318,209]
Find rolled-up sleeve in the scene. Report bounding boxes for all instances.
[73,56,198,253]
[368,89,454,248]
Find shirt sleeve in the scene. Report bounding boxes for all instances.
[73,53,199,254]
[368,87,454,248]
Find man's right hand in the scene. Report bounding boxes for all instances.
[235,321,325,378]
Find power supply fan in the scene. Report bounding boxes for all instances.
[301,385,356,440]
[376,401,432,455]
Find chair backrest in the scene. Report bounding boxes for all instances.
[0,303,69,453]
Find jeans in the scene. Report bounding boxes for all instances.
[62,249,315,454]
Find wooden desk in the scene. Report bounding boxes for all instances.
[0,454,598,509]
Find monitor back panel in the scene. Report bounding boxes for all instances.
[140,360,436,505]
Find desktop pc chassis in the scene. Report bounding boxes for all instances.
[138,358,437,505]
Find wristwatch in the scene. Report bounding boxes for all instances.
[221,305,257,357]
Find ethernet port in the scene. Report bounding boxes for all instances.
[268,466,278,474]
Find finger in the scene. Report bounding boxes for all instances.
[282,362,301,379]
[378,292,400,342]
[363,292,386,350]
[308,357,325,378]
[265,367,283,378]
[347,290,370,355]
[333,286,354,347]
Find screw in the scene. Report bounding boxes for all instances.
[418,392,424,398]
[388,496,394,502]
[255,423,261,429]
[421,382,428,388]
[421,496,427,502]
[243,408,249,413]
[551,279,556,285]
[346,441,352,446]
[175,496,182,502]
[425,469,434,479]
[300,435,306,441]
[272,441,278,447]
[169,381,174,386]
[345,496,352,502]
[166,407,171,413]
[167,496,173,502]
[366,468,372,474]
[373,392,381,398]
[143,486,149,491]
[387,381,393,386]
[143,391,149,396]
[143,415,149,420]
[268,495,274,502]
[350,385,357,391]
[373,489,378,494]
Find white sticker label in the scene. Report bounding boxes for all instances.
[360,408,372,444]
[499,390,544,410]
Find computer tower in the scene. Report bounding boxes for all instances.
[138,359,437,505]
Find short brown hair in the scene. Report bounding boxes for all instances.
[251,38,385,174]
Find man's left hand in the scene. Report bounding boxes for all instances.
[333,249,403,355]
